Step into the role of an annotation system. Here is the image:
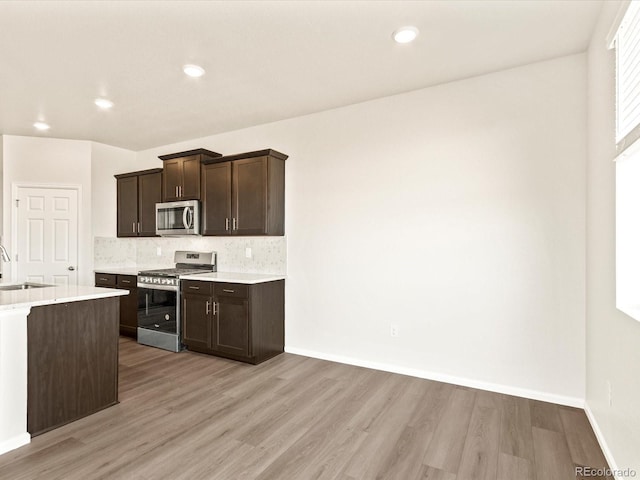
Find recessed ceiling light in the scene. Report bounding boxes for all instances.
[393,26,419,44]
[33,121,50,131]
[95,98,114,109]
[183,64,205,78]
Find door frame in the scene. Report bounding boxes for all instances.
[10,183,83,283]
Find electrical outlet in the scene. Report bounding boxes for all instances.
[607,380,613,407]
[390,324,399,337]
[245,247,252,259]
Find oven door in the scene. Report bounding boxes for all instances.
[137,285,179,335]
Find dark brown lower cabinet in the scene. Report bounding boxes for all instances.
[117,276,138,338]
[95,273,138,339]
[27,297,120,437]
[181,280,284,364]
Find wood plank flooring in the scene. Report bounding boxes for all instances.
[0,337,611,480]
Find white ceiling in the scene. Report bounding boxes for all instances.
[0,0,603,151]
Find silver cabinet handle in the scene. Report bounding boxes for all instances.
[232,218,237,230]
[225,218,229,231]
[183,298,187,326]
[188,286,200,290]
[222,289,234,293]
[175,186,178,198]
[99,277,107,281]
[132,222,136,233]
[121,279,131,284]
[213,302,217,316]
[137,222,141,233]
[179,186,183,197]
[206,300,211,315]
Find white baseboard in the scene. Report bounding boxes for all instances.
[584,402,620,477]
[0,433,30,456]
[284,346,584,408]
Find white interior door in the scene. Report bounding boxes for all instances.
[15,186,79,285]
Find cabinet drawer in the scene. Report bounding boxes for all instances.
[181,280,213,295]
[215,283,248,298]
[95,273,117,287]
[117,275,137,288]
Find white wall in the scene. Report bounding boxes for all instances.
[0,136,4,278]
[2,135,93,285]
[586,0,640,473]
[137,54,587,404]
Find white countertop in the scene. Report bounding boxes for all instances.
[94,267,140,276]
[0,284,128,312]
[179,272,286,284]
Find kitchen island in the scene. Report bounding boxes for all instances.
[0,284,127,455]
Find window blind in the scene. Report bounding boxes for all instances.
[616,0,640,155]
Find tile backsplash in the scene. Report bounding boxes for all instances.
[94,236,287,274]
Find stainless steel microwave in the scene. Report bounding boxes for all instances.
[156,200,200,236]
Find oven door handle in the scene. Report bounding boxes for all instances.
[145,293,149,316]
[137,283,179,292]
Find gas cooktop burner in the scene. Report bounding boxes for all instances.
[138,267,210,277]
[138,250,217,279]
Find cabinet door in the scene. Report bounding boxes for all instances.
[202,162,232,236]
[138,171,162,236]
[117,276,138,338]
[233,157,267,235]
[213,291,250,358]
[162,158,182,201]
[182,292,212,350]
[181,155,201,200]
[117,176,139,237]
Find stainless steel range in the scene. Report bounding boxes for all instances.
[137,250,216,352]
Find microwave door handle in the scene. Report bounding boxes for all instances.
[183,206,190,230]
[188,208,194,229]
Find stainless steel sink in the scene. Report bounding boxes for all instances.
[0,282,54,291]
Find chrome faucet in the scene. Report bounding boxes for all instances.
[0,245,11,262]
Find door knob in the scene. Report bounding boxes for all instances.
[68,266,75,271]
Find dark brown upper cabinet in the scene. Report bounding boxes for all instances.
[159,149,222,202]
[201,149,287,236]
[115,168,163,237]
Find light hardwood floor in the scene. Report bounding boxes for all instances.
[0,338,611,480]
